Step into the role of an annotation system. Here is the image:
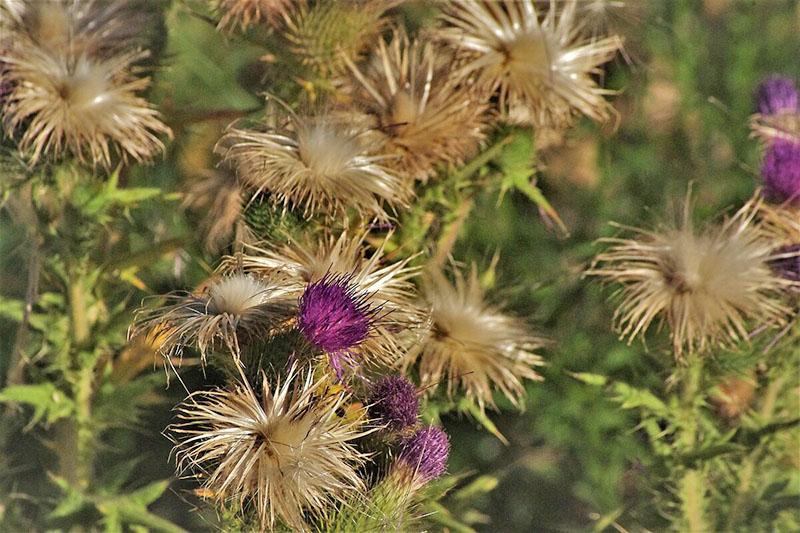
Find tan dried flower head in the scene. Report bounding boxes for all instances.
[759,202,800,245]
[404,268,544,411]
[0,1,171,167]
[172,365,371,530]
[219,111,410,221]
[282,0,399,76]
[183,166,245,253]
[219,231,430,369]
[212,0,291,32]
[342,28,489,183]
[130,273,294,364]
[588,196,797,357]
[434,0,623,128]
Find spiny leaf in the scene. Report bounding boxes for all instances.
[0,383,74,426]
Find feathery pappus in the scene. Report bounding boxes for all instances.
[403,267,544,411]
[588,195,797,357]
[218,109,410,221]
[219,231,430,371]
[434,0,623,128]
[212,0,292,33]
[171,364,371,530]
[130,273,295,365]
[341,27,489,183]
[0,0,171,168]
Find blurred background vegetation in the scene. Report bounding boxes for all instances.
[1,1,798,531]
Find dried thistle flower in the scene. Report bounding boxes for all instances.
[282,0,399,76]
[588,196,796,357]
[298,273,380,378]
[404,267,544,411]
[212,0,291,32]
[130,273,294,364]
[0,1,171,167]
[172,365,371,530]
[219,111,410,221]
[434,0,622,128]
[182,166,245,253]
[341,28,489,183]
[761,139,800,205]
[220,231,429,369]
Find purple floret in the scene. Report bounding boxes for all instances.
[756,76,798,115]
[398,426,450,482]
[762,139,800,205]
[298,273,375,377]
[769,244,800,283]
[369,376,419,431]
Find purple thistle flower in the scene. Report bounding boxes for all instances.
[762,139,800,205]
[298,273,375,378]
[398,426,450,482]
[368,376,419,432]
[769,244,800,283]
[756,76,798,115]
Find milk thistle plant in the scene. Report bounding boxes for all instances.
[0,1,798,532]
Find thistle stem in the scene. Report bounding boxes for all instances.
[678,355,708,533]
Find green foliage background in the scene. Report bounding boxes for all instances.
[1,1,799,531]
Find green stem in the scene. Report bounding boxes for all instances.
[64,267,95,489]
[724,376,787,530]
[679,355,708,533]
[451,131,517,182]
[69,273,90,349]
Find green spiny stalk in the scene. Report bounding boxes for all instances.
[678,355,708,533]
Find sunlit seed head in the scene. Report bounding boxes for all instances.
[219,231,430,369]
[405,267,544,411]
[219,112,410,220]
[341,28,489,182]
[172,366,371,530]
[129,273,293,364]
[1,1,170,167]
[434,0,622,128]
[368,375,419,432]
[761,139,800,205]
[588,195,796,357]
[207,274,276,316]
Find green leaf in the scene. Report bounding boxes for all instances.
[423,501,477,533]
[47,475,88,519]
[0,382,74,426]
[497,131,567,234]
[570,372,609,386]
[609,382,669,416]
[0,296,24,322]
[453,475,499,502]
[129,480,171,507]
[458,398,509,445]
